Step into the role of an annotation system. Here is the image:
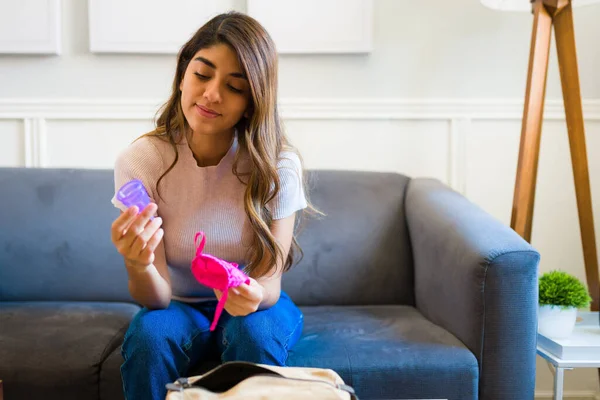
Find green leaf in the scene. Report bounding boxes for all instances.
[539,270,592,309]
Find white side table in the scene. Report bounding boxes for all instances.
[537,345,600,400]
[536,311,600,400]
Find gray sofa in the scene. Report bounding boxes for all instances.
[0,167,540,400]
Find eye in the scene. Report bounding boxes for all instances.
[194,72,209,81]
[228,85,243,94]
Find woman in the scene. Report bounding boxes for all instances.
[110,11,318,400]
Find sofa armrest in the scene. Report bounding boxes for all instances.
[405,178,540,400]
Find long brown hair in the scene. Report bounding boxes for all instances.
[146,11,320,278]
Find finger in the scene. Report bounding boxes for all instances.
[235,283,262,302]
[110,206,139,243]
[130,217,163,255]
[225,302,248,317]
[223,288,248,307]
[225,289,260,314]
[122,204,157,246]
[136,228,164,264]
[144,228,164,255]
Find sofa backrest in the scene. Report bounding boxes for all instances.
[0,168,414,306]
[287,170,414,306]
[0,168,132,302]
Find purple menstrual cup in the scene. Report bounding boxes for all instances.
[116,179,151,213]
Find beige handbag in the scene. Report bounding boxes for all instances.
[165,361,358,400]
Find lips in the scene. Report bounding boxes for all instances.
[196,104,221,118]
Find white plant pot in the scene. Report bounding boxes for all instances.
[538,305,578,339]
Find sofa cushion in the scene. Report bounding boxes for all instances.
[288,305,478,400]
[0,301,140,400]
[188,305,478,399]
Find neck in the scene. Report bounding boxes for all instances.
[187,129,235,167]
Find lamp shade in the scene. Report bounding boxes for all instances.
[481,0,600,11]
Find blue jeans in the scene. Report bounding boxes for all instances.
[120,291,304,400]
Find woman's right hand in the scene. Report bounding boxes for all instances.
[111,203,164,268]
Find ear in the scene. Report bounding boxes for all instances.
[243,107,253,119]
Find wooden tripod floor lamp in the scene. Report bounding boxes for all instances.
[481,0,600,311]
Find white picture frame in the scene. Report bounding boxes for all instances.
[88,0,225,54]
[247,0,373,54]
[0,0,61,55]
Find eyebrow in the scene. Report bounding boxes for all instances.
[194,56,247,79]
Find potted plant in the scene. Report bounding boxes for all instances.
[538,270,592,339]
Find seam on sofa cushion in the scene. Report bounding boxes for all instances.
[96,321,131,400]
[402,177,416,305]
[342,343,354,387]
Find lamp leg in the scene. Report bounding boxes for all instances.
[553,3,600,312]
[511,0,553,242]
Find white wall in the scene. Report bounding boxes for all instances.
[2,0,600,397]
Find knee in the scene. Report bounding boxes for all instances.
[122,308,170,357]
[222,313,280,350]
[221,313,296,365]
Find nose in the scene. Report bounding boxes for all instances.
[203,80,222,104]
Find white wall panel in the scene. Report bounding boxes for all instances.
[284,119,449,182]
[45,119,154,168]
[465,119,521,224]
[0,0,61,54]
[0,120,25,167]
[247,0,372,54]
[88,0,224,53]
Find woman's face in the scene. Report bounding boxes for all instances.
[179,44,251,137]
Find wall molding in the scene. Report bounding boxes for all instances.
[2,98,600,120]
[448,118,468,195]
[2,97,600,195]
[23,118,47,167]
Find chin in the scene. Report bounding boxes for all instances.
[190,122,226,136]
[186,116,212,132]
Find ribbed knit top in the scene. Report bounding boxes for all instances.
[111,134,307,301]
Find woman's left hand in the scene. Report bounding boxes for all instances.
[214,277,265,317]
